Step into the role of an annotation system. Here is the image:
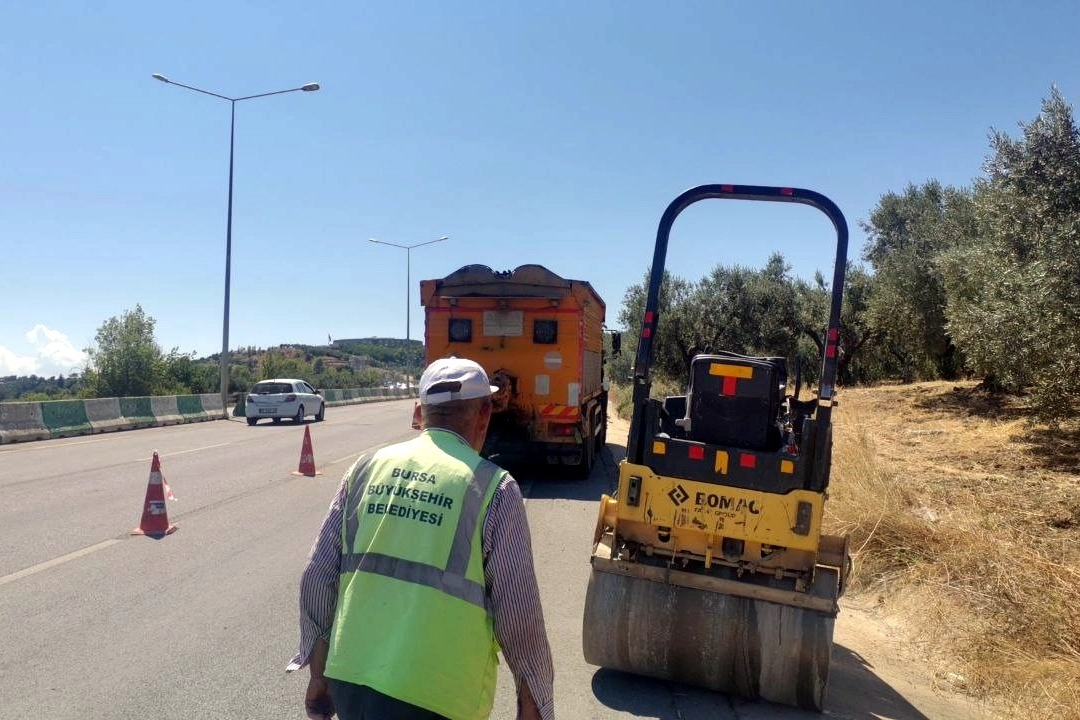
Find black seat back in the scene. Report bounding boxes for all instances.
[685,354,783,451]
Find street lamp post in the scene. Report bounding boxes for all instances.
[152,73,320,418]
[369,236,449,391]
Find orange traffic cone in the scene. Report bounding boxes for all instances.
[293,426,320,477]
[131,451,178,537]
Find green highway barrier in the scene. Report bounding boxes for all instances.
[41,399,92,439]
[120,397,156,428]
[0,387,417,445]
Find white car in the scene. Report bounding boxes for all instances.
[245,378,325,425]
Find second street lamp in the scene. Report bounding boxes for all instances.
[152,73,320,418]
[369,235,449,391]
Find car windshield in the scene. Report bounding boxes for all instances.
[251,382,293,394]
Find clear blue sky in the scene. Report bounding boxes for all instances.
[2,1,1077,377]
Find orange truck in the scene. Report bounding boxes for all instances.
[419,264,617,477]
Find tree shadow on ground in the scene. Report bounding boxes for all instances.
[1017,424,1080,473]
[910,383,1028,421]
[910,384,1080,472]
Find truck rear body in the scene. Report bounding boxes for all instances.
[420,264,608,471]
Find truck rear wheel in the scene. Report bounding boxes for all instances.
[574,434,595,479]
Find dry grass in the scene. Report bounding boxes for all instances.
[828,381,1080,719]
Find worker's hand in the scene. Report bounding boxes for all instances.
[304,676,335,720]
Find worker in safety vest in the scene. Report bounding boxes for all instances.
[287,357,555,719]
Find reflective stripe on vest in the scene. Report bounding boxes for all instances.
[341,456,500,609]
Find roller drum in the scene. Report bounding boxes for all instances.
[582,566,836,711]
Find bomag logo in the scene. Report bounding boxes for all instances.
[667,485,690,506]
[694,492,761,514]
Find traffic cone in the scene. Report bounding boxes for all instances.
[163,475,176,501]
[293,426,320,477]
[131,451,178,537]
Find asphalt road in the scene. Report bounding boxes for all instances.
[0,401,985,719]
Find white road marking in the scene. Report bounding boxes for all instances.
[0,539,121,587]
[129,443,231,463]
[1,436,119,452]
[168,442,231,455]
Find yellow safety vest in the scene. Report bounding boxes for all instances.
[325,429,505,720]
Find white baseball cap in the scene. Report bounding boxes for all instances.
[419,357,499,405]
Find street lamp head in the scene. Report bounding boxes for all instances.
[301,83,320,92]
[370,235,448,249]
[152,73,170,83]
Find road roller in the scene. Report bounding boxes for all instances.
[583,184,852,711]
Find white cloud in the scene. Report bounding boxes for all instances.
[0,325,88,378]
[0,345,38,376]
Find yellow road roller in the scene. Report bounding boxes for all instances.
[583,184,852,711]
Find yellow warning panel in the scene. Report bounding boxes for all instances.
[709,363,754,378]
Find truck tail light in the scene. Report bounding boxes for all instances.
[549,423,577,437]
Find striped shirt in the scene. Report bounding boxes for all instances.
[287,432,555,720]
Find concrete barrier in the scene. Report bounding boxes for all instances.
[200,393,224,418]
[320,387,417,407]
[0,401,50,444]
[176,395,208,422]
[41,400,92,438]
[0,388,416,442]
[150,396,183,425]
[85,397,130,433]
[120,397,156,428]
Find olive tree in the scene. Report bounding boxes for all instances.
[861,181,971,381]
[940,87,1080,418]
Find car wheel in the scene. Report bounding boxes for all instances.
[315,402,325,421]
[294,405,305,423]
[247,417,257,426]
